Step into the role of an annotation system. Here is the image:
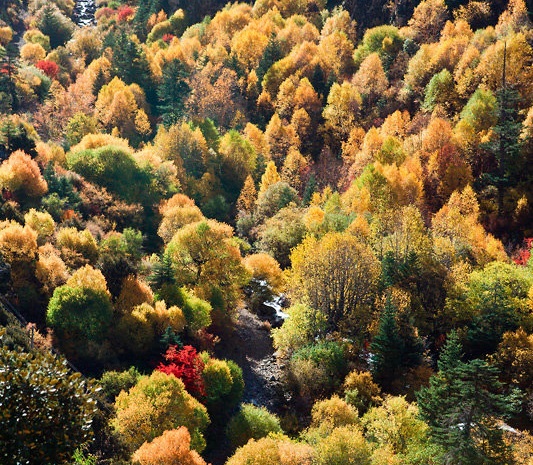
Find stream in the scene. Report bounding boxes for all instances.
[73,0,96,27]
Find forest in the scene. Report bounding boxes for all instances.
[1,0,533,463]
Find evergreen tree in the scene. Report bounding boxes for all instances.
[417,332,522,465]
[149,252,176,290]
[37,4,73,49]
[157,59,190,127]
[0,43,18,115]
[111,29,156,105]
[371,295,423,391]
[302,174,317,205]
[370,297,404,390]
[256,36,283,88]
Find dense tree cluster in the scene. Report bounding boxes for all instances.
[1,0,533,463]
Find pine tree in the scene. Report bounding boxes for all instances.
[417,332,522,465]
[370,297,404,390]
[302,173,317,205]
[256,35,283,88]
[157,59,190,127]
[149,252,176,290]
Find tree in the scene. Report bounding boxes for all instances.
[166,220,249,321]
[313,426,371,465]
[0,150,48,200]
[417,332,522,465]
[226,436,313,465]
[46,283,114,360]
[157,59,190,127]
[227,404,283,449]
[272,303,327,357]
[157,345,206,398]
[0,331,98,465]
[370,296,422,390]
[132,427,208,465]
[113,371,209,452]
[36,4,74,49]
[289,232,380,332]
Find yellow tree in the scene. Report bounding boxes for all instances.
[258,160,281,198]
[166,220,249,322]
[0,150,48,200]
[289,232,380,332]
[236,174,258,214]
[322,82,362,151]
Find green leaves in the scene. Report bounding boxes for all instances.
[0,336,98,464]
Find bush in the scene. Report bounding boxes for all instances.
[289,341,347,398]
[313,426,371,465]
[226,436,313,465]
[99,367,141,401]
[113,371,209,452]
[0,331,98,464]
[343,370,382,415]
[132,427,207,465]
[310,396,359,431]
[201,357,244,415]
[227,404,283,449]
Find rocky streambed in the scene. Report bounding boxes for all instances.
[73,0,96,26]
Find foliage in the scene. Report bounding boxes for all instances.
[132,427,208,465]
[113,371,209,452]
[157,345,206,398]
[0,332,98,465]
[226,436,313,465]
[417,332,522,464]
[227,404,283,449]
[99,366,142,402]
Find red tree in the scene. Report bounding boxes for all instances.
[156,345,206,397]
[36,60,59,79]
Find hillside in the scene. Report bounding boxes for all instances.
[1,0,533,464]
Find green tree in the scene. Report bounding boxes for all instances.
[0,331,98,465]
[46,285,113,361]
[226,404,283,449]
[417,331,522,465]
[157,59,190,127]
[37,4,74,49]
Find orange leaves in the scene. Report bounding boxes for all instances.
[133,427,208,465]
[0,150,47,199]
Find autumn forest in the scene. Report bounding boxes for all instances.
[1,0,533,463]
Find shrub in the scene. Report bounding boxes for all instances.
[343,370,383,415]
[289,341,347,398]
[157,345,206,398]
[202,357,244,414]
[313,426,371,465]
[226,436,313,465]
[227,404,283,449]
[99,367,141,401]
[132,427,208,465]
[113,371,209,452]
[310,396,359,431]
[0,331,98,464]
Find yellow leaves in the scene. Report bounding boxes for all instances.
[322,81,362,143]
[158,194,204,243]
[35,244,69,295]
[115,276,154,314]
[56,227,99,266]
[0,221,38,264]
[24,209,55,242]
[244,253,285,293]
[231,27,269,71]
[70,133,132,154]
[67,265,109,295]
[20,42,46,64]
[352,53,388,97]
[259,161,281,197]
[0,150,48,198]
[0,26,13,45]
[95,77,149,140]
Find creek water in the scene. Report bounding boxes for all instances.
[73,0,96,26]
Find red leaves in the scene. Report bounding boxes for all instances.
[513,238,533,266]
[36,60,59,79]
[156,345,206,397]
[117,5,135,22]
